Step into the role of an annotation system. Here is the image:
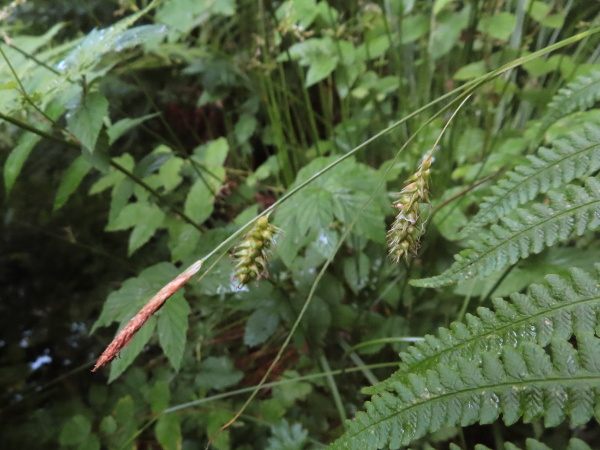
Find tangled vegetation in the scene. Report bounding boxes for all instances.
[2,0,600,449]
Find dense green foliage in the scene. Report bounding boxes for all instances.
[2,0,600,449]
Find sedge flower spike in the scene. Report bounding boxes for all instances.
[233,215,280,286]
[387,154,433,263]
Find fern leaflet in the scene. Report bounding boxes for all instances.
[330,335,600,449]
[461,125,600,237]
[366,265,600,396]
[535,69,600,142]
[411,176,600,288]
[466,437,592,450]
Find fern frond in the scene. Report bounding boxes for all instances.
[535,69,600,142]
[468,437,592,450]
[330,336,600,449]
[412,176,600,288]
[365,265,600,396]
[461,125,600,237]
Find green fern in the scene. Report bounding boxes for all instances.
[411,176,600,288]
[366,265,600,396]
[535,69,600,142]
[461,125,600,237]
[331,334,600,449]
[466,437,592,450]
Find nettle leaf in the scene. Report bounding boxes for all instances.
[106,202,165,255]
[108,316,157,383]
[59,414,92,445]
[92,263,189,378]
[413,177,600,288]
[108,112,160,145]
[267,419,309,450]
[184,138,229,224]
[195,356,243,391]
[67,91,109,151]
[53,155,92,211]
[157,294,190,371]
[244,309,279,347]
[4,103,63,196]
[275,156,386,264]
[4,132,42,196]
[155,415,182,450]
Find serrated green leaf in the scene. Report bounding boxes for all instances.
[245,309,279,347]
[108,316,157,383]
[108,113,160,145]
[59,414,91,445]
[306,56,338,87]
[81,127,111,173]
[158,156,184,192]
[3,132,42,196]
[106,202,165,255]
[158,294,190,371]
[53,155,92,210]
[195,137,229,167]
[428,6,471,59]
[195,356,243,391]
[110,395,137,447]
[267,419,309,450]
[184,178,215,224]
[67,91,109,151]
[155,414,182,450]
[149,380,170,413]
[477,13,516,41]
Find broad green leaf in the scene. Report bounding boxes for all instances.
[158,294,190,370]
[92,262,184,332]
[89,153,134,194]
[184,178,215,224]
[59,414,91,445]
[477,13,517,41]
[454,61,486,80]
[273,370,312,407]
[433,0,454,14]
[195,356,243,391]
[267,419,309,450]
[168,221,201,261]
[244,309,279,347]
[91,263,185,381]
[429,6,470,59]
[53,155,92,210]
[110,396,137,447]
[156,0,235,34]
[158,156,184,192]
[108,317,156,382]
[3,132,42,196]
[195,137,229,166]
[77,434,100,450]
[155,415,182,450]
[81,127,111,173]
[128,204,165,255]
[100,416,117,435]
[400,15,430,44]
[108,113,160,145]
[67,91,109,151]
[305,56,338,87]
[358,35,390,60]
[343,253,371,295]
[234,113,258,143]
[149,380,170,413]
